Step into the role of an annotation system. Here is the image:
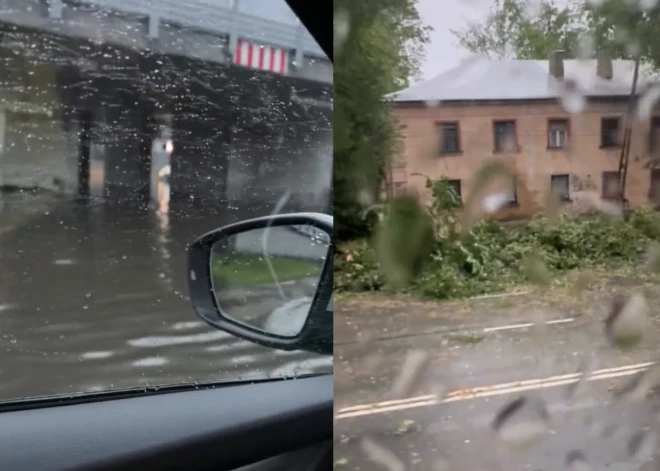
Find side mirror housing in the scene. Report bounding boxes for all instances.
[187,213,333,355]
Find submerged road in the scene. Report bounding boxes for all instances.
[0,192,331,401]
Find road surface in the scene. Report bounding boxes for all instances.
[0,192,331,401]
[334,290,660,471]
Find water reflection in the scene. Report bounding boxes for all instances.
[0,194,331,400]
[210,224,328,337]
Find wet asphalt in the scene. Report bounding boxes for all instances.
[334,295,660,471]
[0,192,331,401]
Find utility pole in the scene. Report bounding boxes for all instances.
[617,55,641,211]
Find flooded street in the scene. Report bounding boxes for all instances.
[0,192,331,401]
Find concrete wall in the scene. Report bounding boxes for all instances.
[1,110,79,193]
[236,0,299,25]
[392,99,658,219]
[0,50,80,194]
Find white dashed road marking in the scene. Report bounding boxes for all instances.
[482,317,574,333]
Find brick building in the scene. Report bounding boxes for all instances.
[388,54,660,219]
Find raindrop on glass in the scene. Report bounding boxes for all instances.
[492,395,549,451]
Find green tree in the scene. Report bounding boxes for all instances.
[451,0,590,60]
[449,0,660,63]
[334,0,430,241]
[583,0,660,66]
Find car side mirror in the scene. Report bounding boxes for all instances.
[187,213,333,355]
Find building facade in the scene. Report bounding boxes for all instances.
[389,56,660,219]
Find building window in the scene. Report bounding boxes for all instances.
[602,171,621,199]
[550,174,570,201]
[548,119,568,149]
[493,120,517,153]
[437,122,460,155]
[508,177,518,204]
[650,117,660,153]
[601,117,620,148]
[651,169,660,204]
[447,179,462,201]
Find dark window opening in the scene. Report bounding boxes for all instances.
[650,117,660,152]
[447,179,462,201]
[651,169,660,205]
[493,121,517,153]
[550,174,570,201]
[601,117,620,148]
[437,122,460,154]
[602,171,621,199]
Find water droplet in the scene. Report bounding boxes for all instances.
[360,437,405,471]
[559,80,586,114]
[638,86,660,120]
[605,293,647,349]
[628,429,656,461]
[492,395,549,451]
[85,293,91,298]
[566,449,590,471]
[83,305,89,310]
[389,349,430,398]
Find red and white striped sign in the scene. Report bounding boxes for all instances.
[234,39,289,75]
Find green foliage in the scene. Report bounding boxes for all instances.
[374,195,435,288]
[333,0,431,241]
[450,0,659,61]
[451,0,591,59]
[335,203,660,299]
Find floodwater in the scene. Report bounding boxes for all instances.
[0,191,332,401]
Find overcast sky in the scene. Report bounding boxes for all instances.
[417,0,491,81]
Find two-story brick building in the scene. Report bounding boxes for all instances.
[388,54,660,219]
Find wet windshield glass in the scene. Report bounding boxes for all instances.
[334,0,660,469]
[0,0,332,400]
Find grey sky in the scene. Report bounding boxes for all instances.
[417,0,490,81]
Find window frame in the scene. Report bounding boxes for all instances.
[547,118,569,150]
[493,119,519,153]
[650,168,660,204]
[649,117,660,153]
[436,121,462,156]
[600,117,621,149]
[602,171,621,199]
[550,174,571,202]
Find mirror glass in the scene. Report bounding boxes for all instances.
[210,224,329,337]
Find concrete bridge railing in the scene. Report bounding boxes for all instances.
[48,0,327,69]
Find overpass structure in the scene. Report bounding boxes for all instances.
[0,0,332,214]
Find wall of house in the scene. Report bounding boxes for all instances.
[392,100,656,220]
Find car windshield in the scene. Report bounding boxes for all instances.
[334,0,660,469]
[0,0,331,401]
